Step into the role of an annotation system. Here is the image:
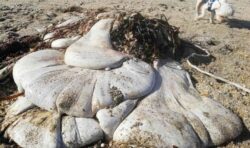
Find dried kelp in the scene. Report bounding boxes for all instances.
[0,35,41,63]
[111,13,180,63]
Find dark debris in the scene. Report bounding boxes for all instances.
[111,13,180,63]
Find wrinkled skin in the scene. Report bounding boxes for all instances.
[1,18,242,148]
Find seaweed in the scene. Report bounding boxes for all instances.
[111,13,180,63]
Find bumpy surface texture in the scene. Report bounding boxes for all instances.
[113,60,242,147]
[12,19,155,117]
[1,18,243,148]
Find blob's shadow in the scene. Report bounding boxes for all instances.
[232,123,250,145]
[177,39,216,87]
[227,19,250,30]
[219,119,250,147]
[180,39,215,64]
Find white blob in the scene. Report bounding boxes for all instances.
[43,32,56,41]
[4,109,60,148]
[62,117,103,147]
[5,96,35,118]
[65,19,127,70]
[12,50,155,117]
[51,36,81,49]
[113,60,242,147]
[97,100,137,139]
[13,49,64,92]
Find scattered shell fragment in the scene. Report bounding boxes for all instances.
[56,17,83,28]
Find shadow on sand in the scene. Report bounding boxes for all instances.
[220,121,250,147]
[227,19,250,30]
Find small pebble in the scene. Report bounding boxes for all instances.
[46,11,57,18]
[241,92,246,96]
[100,143,105,147]
[22,10,30,15]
